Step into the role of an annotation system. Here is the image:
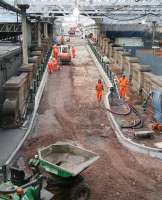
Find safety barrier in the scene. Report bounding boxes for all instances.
[28,48,52,111]
[88,40,119,97]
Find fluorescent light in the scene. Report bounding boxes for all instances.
[141,18,146,24]
[73,7,80,17]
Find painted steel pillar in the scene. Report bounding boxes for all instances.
[22,14,28,64]
[38,22,41,47]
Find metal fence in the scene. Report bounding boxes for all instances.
[88,39,119,98]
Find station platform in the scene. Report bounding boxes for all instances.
[1,37,162,200]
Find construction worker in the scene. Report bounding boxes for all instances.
[96,79,104,102]
[72,46,76,58]
[52,45,59,60]
[48,59,53,74]
[52,57,58,71]
[118,74,129,98]
[60,35,64,45]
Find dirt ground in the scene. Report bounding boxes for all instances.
[18,38,162,200]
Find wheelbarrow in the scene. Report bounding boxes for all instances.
[30,142,99,200]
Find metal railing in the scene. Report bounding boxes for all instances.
[28,47,52,109]
[88,40,119,97]
[0,47,52,183]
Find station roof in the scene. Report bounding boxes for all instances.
[0,0,162,25]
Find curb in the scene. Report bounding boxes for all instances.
[5,67,48,166]
[87,44,162,160]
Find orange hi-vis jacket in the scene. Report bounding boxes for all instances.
[53,47,59,59]
[53,58,58,70]
[118,77,128,88]
[96,83,104,92]
[118,77,128,97]
[48,61,53,73]
[96,83,104,101]
[60,36,64,44]
[72,47,76,58]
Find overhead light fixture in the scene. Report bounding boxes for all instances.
[141,18,146,24]
[73,7,80,17]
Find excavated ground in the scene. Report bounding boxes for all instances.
[16,38,162,200]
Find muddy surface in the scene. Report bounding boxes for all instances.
[17,38,162,200]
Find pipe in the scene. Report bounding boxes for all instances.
[106,102,132,116]
[105,98,143,129]
[120,105,144,129]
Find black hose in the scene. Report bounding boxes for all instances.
[120,118,143,129]
[106,97,132,116]
[105,95,144,129]
[106,103,132,116]
[120,105,144,129]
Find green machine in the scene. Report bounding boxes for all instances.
[0,142,99,200]
[0,168,53,200]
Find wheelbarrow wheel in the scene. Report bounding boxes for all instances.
[70,182,90,200]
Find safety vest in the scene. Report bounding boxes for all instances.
[96,83,103,91]
[118,78,128,87]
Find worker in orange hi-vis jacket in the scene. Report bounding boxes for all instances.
[72,46,76,58]
[96,79,104,102]
[117,74,129,98]
[52,45,59,60]
[60,35,65,45]
[52,57,58,71]
[48,59,53,74]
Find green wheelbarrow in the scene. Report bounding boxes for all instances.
[30,142,99,200]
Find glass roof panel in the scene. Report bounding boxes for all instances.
[1,0,162,24]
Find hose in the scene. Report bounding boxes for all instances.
[105,98,143,129]
[106,102,132,116]
[120,105,144,129]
